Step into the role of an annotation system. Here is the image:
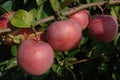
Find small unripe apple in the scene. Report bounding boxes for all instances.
[69,10,90,30]
[88,15,118,42]
[46,19,82,51]
[17,39,54,75]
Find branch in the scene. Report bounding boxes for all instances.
[36,0,120,25]
[0,28,11,34]
[0,0,120,34]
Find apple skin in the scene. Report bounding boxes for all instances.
[88,15,118,42]
[46,19,82,51]
[69,10,90,30]
[1,11,14,19]
[0,11,14,29]
[0,17,10,29]
[17,39,54,75]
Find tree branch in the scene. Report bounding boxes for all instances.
[0,28,11,34]
[0,0,120,34]
[36,0,120,25]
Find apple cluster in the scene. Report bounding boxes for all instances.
[0,9,118,76]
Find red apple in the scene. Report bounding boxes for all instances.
[17,39,54,75]
[46,19,82,51]
[0,17,10,29]
[1,11,14,19]
[0,11,14,29]
[69,10,90,30]
[88,15,118,42]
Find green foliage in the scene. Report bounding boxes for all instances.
[10,9,34,28]
[11,46,18,57]
[0,0,120,80]
[49,0,62,11]
[1,1,12,12]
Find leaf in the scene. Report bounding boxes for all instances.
[37,6,48,19]
[13,35,23,44]
[1,1,12,12]
[111,6,119,19]
[11,46,18,57]
[35,0,47,6]
[49,0,62,11]
[6,58,17,70]
[29,9,37,26]
[29,8,37,19]
[65,48,80,57]
[62,0,78,8]
[37,2,54,20]
[10,9,33,28]
[114,33,120,45]
[52,64,63,75]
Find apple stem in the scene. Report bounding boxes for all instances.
[97,5,104,14]
[31,26,38,37]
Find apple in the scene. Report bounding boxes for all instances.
[1,11,14,19]
[69,10,90,30]
[17,39,54,75]
[0,17,10,29]
[0,11,14,29]
[88,15,118,42]
[46,19,82,51]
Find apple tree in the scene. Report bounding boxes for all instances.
[0,0,120,80]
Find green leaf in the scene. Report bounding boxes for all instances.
[36,0,47,6]
[29,9,37,26]
[49,0,62,11]
[29,8,37,19]
[1,1,12,12]
[37,6,48,19]
[11,46,18,57]
[65,48,80,57]
[10,9,33,28]
[114,33,120,45]
[13,35,23,44]
[52,64,63,75]
[6,58,17,70]
[111,6,119,19]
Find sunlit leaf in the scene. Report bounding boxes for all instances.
[111,6,119,19]
[10,9,33,28]
[29,9,37,26]
[13,35,23,44]
[29,8,37,19]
